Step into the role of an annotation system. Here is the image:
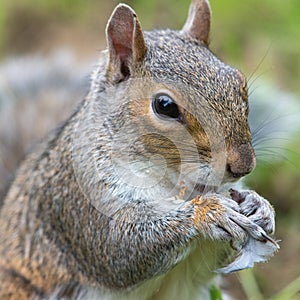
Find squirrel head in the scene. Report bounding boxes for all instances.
[78,0,256,205]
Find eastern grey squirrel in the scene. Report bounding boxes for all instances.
[0,1,279,299]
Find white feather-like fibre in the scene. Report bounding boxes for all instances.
[217,236,279,274]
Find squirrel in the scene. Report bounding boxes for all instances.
[0,1,279,299]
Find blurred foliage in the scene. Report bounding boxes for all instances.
[209,284,223,300]
[0,0,300,93]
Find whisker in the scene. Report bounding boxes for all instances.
[247,43,272,85]
[248,69,270,92]
[249,160,279,178]
[250,111,299,142]
[256,146,300,160]
[252,136,292,148]
[255,149,298,167]
[114,157,204,172]
[250,113,280,138]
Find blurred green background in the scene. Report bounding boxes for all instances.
[1,0,300,93]
[0,0,299,299]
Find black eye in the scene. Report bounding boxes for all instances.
[152,93,180,119]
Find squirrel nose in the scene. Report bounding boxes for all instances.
[226,144,256,179]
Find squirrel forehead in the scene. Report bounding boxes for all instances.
[143,30,247,104]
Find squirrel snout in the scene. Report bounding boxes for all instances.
[226,144,256,178]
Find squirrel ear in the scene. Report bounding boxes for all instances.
[106,4,147,83]
[181,0,211,45]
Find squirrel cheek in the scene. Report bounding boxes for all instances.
[128,97,151,118]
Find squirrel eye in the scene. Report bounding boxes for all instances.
[152,93,180,119]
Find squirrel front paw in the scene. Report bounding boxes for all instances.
[230,189,275,235]
[191,193,279,273]
[191,195,247,243]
